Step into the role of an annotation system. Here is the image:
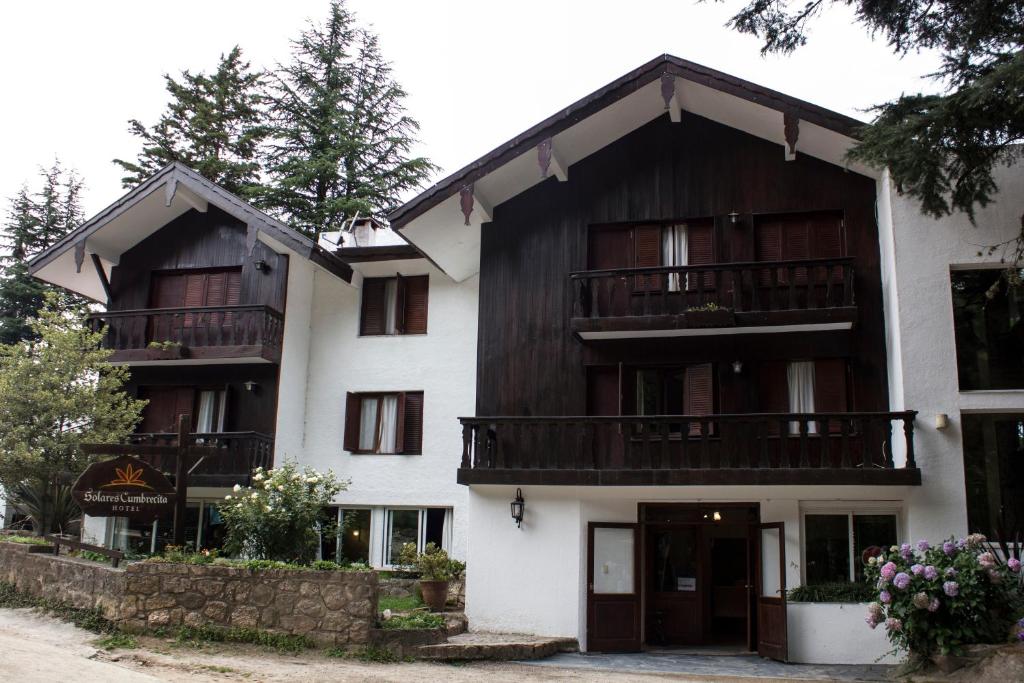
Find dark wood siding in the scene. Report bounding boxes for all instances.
[476,111,888,417]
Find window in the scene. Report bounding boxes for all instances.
[951,269,1024,390]
[961,413,1024,538]
[633,364,713,435]
[195,389,227,433]
[343,391,424,454]
[149,268,242,333]
[632,223,715,291]
[803,511,898,584]
[758,359,848,432]
[383,508,452,567]
[138,386,228,434]
[359,275,429,335]
[755,212,844,286]
[320,508,371,564]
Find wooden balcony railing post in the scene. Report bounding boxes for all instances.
[798,418,810,467]
[840,418,851,467]
[461,423,471,468]
[903,415,917,468]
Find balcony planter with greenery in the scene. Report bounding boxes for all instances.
[145,341,188,360]
[684,303,733,328]
[398,542,464,612]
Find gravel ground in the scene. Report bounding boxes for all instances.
[0,608,692,683]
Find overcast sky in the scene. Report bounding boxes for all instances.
[0,1,943,218]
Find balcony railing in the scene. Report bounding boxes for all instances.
[458,412,920,486]
[127,432,274,486]
[87,305,284,363]
[570,257,855,335]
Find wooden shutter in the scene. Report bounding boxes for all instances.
[182,273,207,327]
[139,386,196,433]
[223,270,242,325]
[684,363,714,436]
[402,392,424,454]
[343,392,362,452]
[633,225,662,292]
[814,359,847,433]
[687,223,716,290]
[756,221,783,287]
[360,279,387,335]
[810,217,843,259]
[587,366,621,416]
[402,275,429,334]
[784,220,810,285]
[758,361,790,435]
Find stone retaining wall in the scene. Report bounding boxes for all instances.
[0,541,377,647]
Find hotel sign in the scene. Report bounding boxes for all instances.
[72,456,176,519]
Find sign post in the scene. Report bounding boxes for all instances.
[80,413,220,546]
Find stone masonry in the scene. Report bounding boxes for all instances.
[0,541,378,647]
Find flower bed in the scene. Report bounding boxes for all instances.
[863,534,1024,660]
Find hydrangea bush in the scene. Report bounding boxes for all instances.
[863,534,1024,658]
[219,461,345,564]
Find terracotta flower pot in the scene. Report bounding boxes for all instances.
[419,580,450,611]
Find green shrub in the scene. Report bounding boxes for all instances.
[379,611,445,630]
[0,581,116,633]
[174,624,314,653]
[146,549,370,573]
[397,542,463,581]
[328,645,406,662]
[788,582,875,603]
[94,633,138,650]
[863,534,1024,658]
[1,535,51,546]
[219,461,346,564]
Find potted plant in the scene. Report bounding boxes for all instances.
[399,542,462,612]
[684,302,734,328]
[145,340,188,360]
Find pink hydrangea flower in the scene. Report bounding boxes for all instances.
[945,567,957,577]
[923,565,938,581]
[942,541,956,556]
[894,572,911,590]
[1008,558,1021,573]
[900,544,913,560]
[928,597,940,612]
[911,564,924,576]
[916,540,930,552]
[977,551,996,568]
[865,615,879,630]
[943,581,959,597]
[880,590,892,604]
[885,617,902,632]
[880,562,897,580]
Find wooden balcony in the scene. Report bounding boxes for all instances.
[127,432,274,487]
[458,412,920,486]
[87,305,285,364]
[570,257,856,339]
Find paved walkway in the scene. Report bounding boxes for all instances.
[523,652,894,682]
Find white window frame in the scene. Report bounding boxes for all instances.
[381,507,453,569]
[799,502,903,585]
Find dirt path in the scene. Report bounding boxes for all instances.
[0,608,686,683]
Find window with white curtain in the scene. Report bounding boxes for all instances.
[195,389,226,433]
[787,361,817,434]
[358,394,400,454]
[662,224,688,291]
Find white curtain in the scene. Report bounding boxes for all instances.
[359,397,379,451]
[195,391,217,433]
[384,279,399,334]
[109,517,130,552]
[787,361,817,435]
[663,225,688,292]
[378,395,399,453]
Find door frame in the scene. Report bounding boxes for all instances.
[755,521,788,662]
[586,522,642,652]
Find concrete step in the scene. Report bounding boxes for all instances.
[417,632,578,661]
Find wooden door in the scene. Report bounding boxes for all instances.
[646,524,701,646]
[587,228,632,317]
[139,386,196,433]
[587,522,641,652]
[756,522,788,661]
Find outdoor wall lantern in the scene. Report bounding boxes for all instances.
[510,488,525,528]
[253,258,270,272]
[243,380,260,393]
[935,413,950,430]
[728,211,740,225]
[731,360,743,374]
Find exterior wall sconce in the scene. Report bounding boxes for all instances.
[243,380,260,393]
[732,360,743,374]
[510,488,525,528]
[728,211,740,225]
[253,259,270,272]
[935,413,949,430]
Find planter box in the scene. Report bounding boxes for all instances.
[145,345,188,360]
[683,309,734,328]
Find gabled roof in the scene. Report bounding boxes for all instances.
[388,54,874,282]
[29,163,352,302]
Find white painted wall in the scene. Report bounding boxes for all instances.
[465,483,913,662]
[878,161,1024,542]
[275,258,479,563]
[788,603,895,664]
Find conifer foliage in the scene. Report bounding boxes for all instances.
[256,1,435,240]
[0,162,85,345]
[113,46,267,196]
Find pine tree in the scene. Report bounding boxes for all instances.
[258,1,435,240]
[113,46,267,196]
[0,162,85,345]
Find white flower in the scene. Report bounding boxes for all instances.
[277,485,285,492]
[253,473,264,481]
[232,484,242,492]
[307,477,319,484]
[264,506,272,513]
[292,474,301,481]
[224,495,232,500]
[250,493,259,499]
